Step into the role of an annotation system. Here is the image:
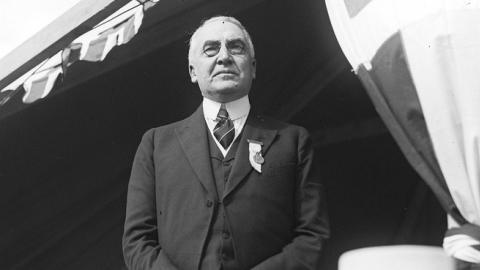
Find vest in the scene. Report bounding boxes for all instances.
[200,131,242,270]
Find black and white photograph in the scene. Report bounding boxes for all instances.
[0,0,479,269]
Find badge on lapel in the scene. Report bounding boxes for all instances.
[248,139,264,173]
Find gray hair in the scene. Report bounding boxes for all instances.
[188,16,255,63]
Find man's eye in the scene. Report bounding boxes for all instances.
[203,46,219,56]
[228,44,245,55]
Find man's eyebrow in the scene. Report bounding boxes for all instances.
[226,38,246,44]
[202,40,220,47]
[202,38,246,45]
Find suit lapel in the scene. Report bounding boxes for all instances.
[223,113,278,200]
[175,106,217,199]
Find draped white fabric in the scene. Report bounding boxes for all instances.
[326,0,480,263]
[402,6,480,262]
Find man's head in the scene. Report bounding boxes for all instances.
[188,16,256,103]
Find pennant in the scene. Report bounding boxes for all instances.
[23,66,62,104]
[137,0,160,11]
[0,59,49,94]
[61,42,82,74]
[116,6,144,45]
[79,5,143,62]
[82,34,110,62]
[1,78,25,94]
[0,89,17,106]
[1,2,146,107]
[131,4,144,35]
[117,15,136,45]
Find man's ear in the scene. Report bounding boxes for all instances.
[189,64,197,83]
[252,59,256,79]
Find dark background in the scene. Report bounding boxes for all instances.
[0,0,445,269]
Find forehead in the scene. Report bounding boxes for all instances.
[194,20,247,44]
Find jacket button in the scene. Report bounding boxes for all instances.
[206,200,213,207]
[222,231,230,239]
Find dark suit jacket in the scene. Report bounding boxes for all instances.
[123,105,329,270]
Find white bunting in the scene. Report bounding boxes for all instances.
[23,66,62,104]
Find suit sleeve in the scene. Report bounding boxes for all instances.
[251,128,330,270]
[122,129,179,270]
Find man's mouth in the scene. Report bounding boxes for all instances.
[214,71,237,76]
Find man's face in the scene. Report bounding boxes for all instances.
[189,20,256,103]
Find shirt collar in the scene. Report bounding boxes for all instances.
[203,95,250,121]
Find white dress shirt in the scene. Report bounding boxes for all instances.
[203,95,250,157]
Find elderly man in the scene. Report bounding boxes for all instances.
[122,16,329,270]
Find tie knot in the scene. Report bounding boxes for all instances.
[216,104,229,120]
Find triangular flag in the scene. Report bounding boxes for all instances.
[71,2,144,63]
[115,6,143,45]
[132,5,144,35]
[0,89,17,106]
[82,35,108,62]
[101,30,119,60]
[82,28,120,62]
[61,42,82,74]
[0,2,146,106]
[138,0,159,11]
[23,66,62,104]
[117,15,135,45]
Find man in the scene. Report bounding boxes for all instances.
[123,16,329,270]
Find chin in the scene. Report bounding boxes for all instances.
[206,88,246,103]
[209,85,238,95]
[212,80,239,89]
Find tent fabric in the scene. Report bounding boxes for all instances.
[399,6,480,263]
[401,6,480,226]
[355,35,462,222]
[325,0,480,265]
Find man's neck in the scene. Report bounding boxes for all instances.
[202,95,250,120]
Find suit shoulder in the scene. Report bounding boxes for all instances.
[146,114,193,134]
[150,120,183,133]
[139,117,190,145]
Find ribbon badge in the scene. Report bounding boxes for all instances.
[248,139,264,173]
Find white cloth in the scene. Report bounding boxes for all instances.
[325,0,480,262]
[400,5,480,263]
[339,245,455,270]
[203,96,250,156]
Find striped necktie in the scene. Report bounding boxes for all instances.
[213,104,235,149]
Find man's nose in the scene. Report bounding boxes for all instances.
[216,45,233,65]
